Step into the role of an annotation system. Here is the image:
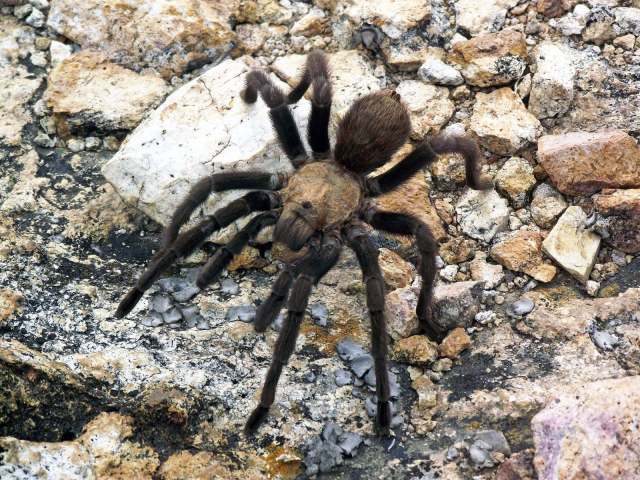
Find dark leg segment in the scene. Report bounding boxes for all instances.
[196,211,280,289]
[161,172,285,249]
[254,268,295,333]
[116,192,280,318]
[364,209,447,342]
[245,232,342,433]
[241,70,307,167]
[366,134,491,195]
[344,222,392,432]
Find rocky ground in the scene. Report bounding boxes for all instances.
[1,0,640,479]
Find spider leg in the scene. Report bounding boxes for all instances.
[287,50,332,157]
[366,134,492,196]
[245,232,342,434]
[161,171,285,249]
[241,70,307,168]
[344,221,392,434]
[196,210,280,289]
[364,208,447,343]
[116,192,281,318]
[254,267,295,333]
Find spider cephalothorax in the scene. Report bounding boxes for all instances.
[115,50,491,435]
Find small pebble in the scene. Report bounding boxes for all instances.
[334,369,352,386]
[171,285,200,302]
[592,330,619,351]
[506,298,534,317]
[226,305,256,323]
[141,311,163,327]
[150,294,172,313]
[350,355,374,378]
[309,302,329,327]
[162,307,182,324]
[220,278,239,295]
[338,432,363,457]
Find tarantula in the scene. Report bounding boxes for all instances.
[115,50,490,434]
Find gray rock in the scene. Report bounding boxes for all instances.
[170,284,200,303]
[225,305,256,323]
[149,294,172,314]
[162,307,182,324]
[334,369,352,387]
[507,298,535,318]
[33,132,55,148]
[456,189,510,243]
[309,302,329,327]
[220,278,239,295]
[336,338,368,362]
[529,42,576,120]
[338,432,363,457]
[469,430,511,468]
[433,281,483,330]
[418,57,463,86]
[350,355,374,378]
[141,311,163,327]
[25,8,44,28]
[592,330,619,351]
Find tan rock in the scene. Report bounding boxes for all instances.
[530,184,568,229]
[594,189,640,253]
[382,37,432,72]
[538,130,640,196]
[45,51,168,131]
[341,0,432,39]
[290,7,328,36]
[158,450,267,480]
[392,335,439,366]
[454,0,519,36]
[378,248,415,289]
[470,252,505,288]
[395,80,454,138]
[0,64,42,146]
[470,88,542,155]
[494,157,537,208]
[227,246,267,271]
[412,374,439,412]
[438,327,472,359]
[430,153,467,190]
[386,286,420,340]
[491,230,557,283]
[542,206,601,283]
[47,0,235,78]
[440,237,476,265]
[450,29,527,87]
[0,289,23,325]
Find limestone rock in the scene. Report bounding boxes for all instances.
[395,80,454,138]
[0,64,42,146]
[528,42,576,119]
[494,157,537,208]
[542,207,601,284]
[45,51,168,131]
[440,237,476,265]
[470,88,542,155]
[530,184,568,229]
[532,376,640,480]
[102,58,311,242]
[432,281,483,331]
[386,286,420,340]
[341,0,432,39]
[614,7,640,35]
[391,335,438,366]
[438,327,471,359]
[379,248,415,290]
[470,252,505,288]
[290,7,328,36]
[450,29,527,87]
[549,4,590,35]
[594,189,640,253]
[456,189,510,243]
[418,56,464,86]
[382,36,431,72]
[47,0,235,78]
[491,230,557,283]
[454,0,519,36]
[537,130,640,196]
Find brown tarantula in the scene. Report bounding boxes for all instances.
[115,50,490,434]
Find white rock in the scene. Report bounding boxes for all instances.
[102,58,311,242]
[395,80,454,138]
[440,264,459,282]
[614,7,640,35]
[550,4,591,35]
[456,189,510,243]
[529,42,576,120]
[25,7,45,28]
[49,40,71,68]
[470,253,505,289]
[29,0,49,9]
[341,0,432,39]
[470,88,542,155]
[0,64,43,146]
[418,57,463,86]
[454,0,518,36]
[542,206,601,284]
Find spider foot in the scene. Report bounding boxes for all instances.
[244,405,270,435]
[375,401,392,436]
[115,288,143,319]
[418,304,447,344]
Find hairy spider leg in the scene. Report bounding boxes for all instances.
[429,134,493,191]
[242,70,307,168]
[161,171,284,249]
[115,191,281,318]
[345,222,393,433]
[245,232,342,434]
[364,210,447,343]
[196,211,280,289]
[254,267,295,333]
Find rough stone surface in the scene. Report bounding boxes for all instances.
[532,376,640,480]
[45,51,168,131]
[395,80,454,138]
[0,65,42,146]
[418,56,463,86]
[528,42,576,119]
[456,189,511,243]
[341,0,432,39]
[494,157,537,208]
[594,189,640,253]
[432,281,483,331]
[378,248,415,290]
[391,335,438,366]
[454,0,519,36]
[438,327,472,359]
[530,184,568,229]
[491,230,557,283]
[542,206,601,283]
[470,88,543,155]
[470,252,505,289]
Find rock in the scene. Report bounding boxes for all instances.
[537,0,572,18]
[418,56,463,86]
[439,264,458,282]
[594,189,640,253]
[430,152,467,190]
[378,248,415,289]
[582,7,618,45]
[290,7,327,37]
[102,58,310,242]
[614,7,640,35]
[530,184,568,229]
[470,88,542,155]
[496,450,536,480]
[45,51,168,131]
[494,157,537,208]
[158,451,253,480]
[382,35,431,72]
[1,150,48,213]
[506,298,535,318]
[591,329,619,351]
[433,281,483,330]
[469,430,511,469]
[532,376,640,480]
[341,0,432,39]
[47,0,235,78]
[440,237,476,265]
[395,80,454,138]
[0,65,43,146]
[438,327,471,359]
[613,33,636,49]
[0,289,22,325]
[450,29,527,87]
[454,0,518,36]
[25,8,45,28]
[236,0,292,24]
[0,413,160,479]
[528,42,576,120]
[385,286,420,340]
[491,231,557,283]
[391,335,439,366]
[542,206,601,283]
[456,189,510,243]
[538,130,640,196]
[549,4,590,35]
[470,252,505,288]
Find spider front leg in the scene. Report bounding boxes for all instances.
[344,221,392,434]
[115,191,280,318]
[245,232,342,434]
[364,208,447,343]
